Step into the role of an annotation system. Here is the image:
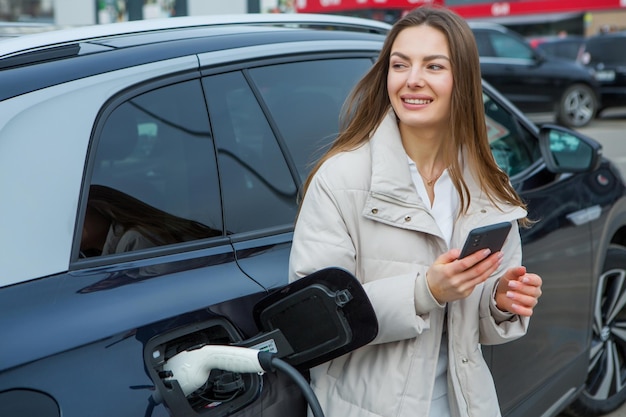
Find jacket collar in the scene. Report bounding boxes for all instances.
[369,110,421,205]
[363,111,442,238]
[363,110,526,231]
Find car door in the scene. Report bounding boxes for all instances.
[41,76,287,417]
[480,85,595,417]
[200,56,375,292]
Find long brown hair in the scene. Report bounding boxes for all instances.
[301,5,527,221]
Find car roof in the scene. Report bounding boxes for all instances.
[586,31,626,44]
[0,23,386,103]
[535,35,585,43]
[589,31,626,38]
[0,13,392,59]
[467,21,510,32]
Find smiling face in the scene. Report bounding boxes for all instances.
[387,24,453,134]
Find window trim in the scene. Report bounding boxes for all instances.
[70,69,226,267]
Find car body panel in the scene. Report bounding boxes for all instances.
[0,242,284,417]
[0,56,198,286]
[583,33,626,110]
[494,173,596,413]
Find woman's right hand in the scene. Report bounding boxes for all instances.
[426,248,503,304]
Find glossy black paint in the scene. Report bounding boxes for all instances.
[471,24,600,117]
[583,32,626,111]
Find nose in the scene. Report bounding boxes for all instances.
[406,67,425,88]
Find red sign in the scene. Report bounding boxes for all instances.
[295,0,443,13]
[295,0,624,17]
[450,0,624,18]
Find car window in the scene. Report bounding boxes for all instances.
[538,40,583,61]
[488,32,534,59]
[247,58,373,181]
[483,91,541,176]
[81,79,222,258]
[203,71,299,234]
[474,31,495,56]
[587,37,626,65]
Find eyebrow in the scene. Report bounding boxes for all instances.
[390,51,450,61]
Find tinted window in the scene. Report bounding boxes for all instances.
[82,79,222,258]
[489,32,533,59]
[538,40,583,61]
[248,58,372,181]
[203,71,298,234]
[483,91,540,176]
[587,37,626,65]
[474,31,495,56]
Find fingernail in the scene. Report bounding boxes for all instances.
[506,291,515,299]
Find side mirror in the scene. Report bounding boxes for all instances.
[533,49,546,64]
[248,267,378,370]
[539,124,602,173]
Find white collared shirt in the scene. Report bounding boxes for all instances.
[407,156,461,417]
[407,157,459,248]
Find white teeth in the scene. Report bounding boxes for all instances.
[404,98,431,104]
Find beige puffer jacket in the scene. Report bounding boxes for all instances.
[289,111,529,417]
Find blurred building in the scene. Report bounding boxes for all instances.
[293,0,626,36]
[0,0,260,26]
[1,0,623,36]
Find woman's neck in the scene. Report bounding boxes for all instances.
[399,124,446,173]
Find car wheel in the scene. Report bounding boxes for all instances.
[556,83,597,128]
[565,244,626,417]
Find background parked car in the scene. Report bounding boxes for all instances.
[1,13,626,417]
[469,21,600,128]
[530,34,588,63]
[581,31,626,116]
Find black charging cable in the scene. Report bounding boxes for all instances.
[258,352,325,417]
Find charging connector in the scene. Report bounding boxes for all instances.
[163,345,325,417]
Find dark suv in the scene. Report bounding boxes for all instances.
[2,13,626,417]
[531,35,587,63]
[582,32,626,115]
[470,22,600,128]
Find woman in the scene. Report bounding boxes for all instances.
[289,5,543,417]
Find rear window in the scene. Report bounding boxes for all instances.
[586,37,626,65]
[538,40,583,61]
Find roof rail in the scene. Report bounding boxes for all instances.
[0,13,391,59]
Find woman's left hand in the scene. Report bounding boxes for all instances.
[495,266,542,317]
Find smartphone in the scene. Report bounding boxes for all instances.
[459,222,512,259]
